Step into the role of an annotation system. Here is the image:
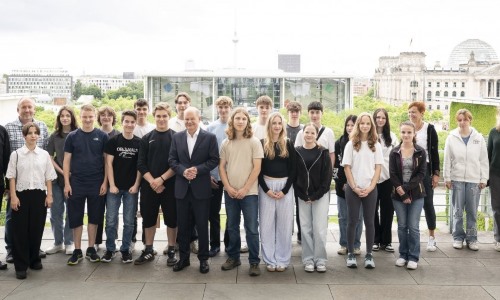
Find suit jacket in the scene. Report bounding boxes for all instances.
[168,128,219,199]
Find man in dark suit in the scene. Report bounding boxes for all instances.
[168,107,219,274]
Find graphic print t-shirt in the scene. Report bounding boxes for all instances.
[105,134,141,190]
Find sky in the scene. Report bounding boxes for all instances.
[0,0,499,77]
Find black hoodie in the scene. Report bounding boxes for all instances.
[294,145,332,201]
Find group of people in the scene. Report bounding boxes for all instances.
[0,94,499,280]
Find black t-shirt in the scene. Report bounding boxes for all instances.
[137,129,176,189]
[104,134,141,190]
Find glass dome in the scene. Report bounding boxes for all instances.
[447,39,498,69]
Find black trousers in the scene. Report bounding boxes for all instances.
[209,181,224,248]
[12,189,47,271]
[95,195,105,244]
[177,187,210,261]
[374,179,394,245]
[295,194,301,240]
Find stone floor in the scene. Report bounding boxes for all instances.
[1,222,500,299]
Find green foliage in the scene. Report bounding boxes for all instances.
[35,106,57,132]
[81,84,103,99]
[449,102,497,136]
[477,211,486,231]
[106,82,144,100]
[73,79,83,99]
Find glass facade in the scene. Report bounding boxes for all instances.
[146,73,352,121]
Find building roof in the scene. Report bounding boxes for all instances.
[448,39,498,69]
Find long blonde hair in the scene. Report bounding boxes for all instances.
[349,112,378,152]
[263,112,288,159]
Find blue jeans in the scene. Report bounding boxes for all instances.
[338,196,362,248]
[393,198,424,262]
[451,182,480,242]
[225,192,260,265]
[105,190,138,253]
[50,184,73,246]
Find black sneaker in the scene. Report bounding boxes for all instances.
[86,247,101,263]
[121,251,133,264]
[166,246,177,266]
[101,250,115,263]
[134,250,155,265]
[67,249,83,265]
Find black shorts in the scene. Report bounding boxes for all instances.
[67,183,105,229]
[140,184,176,228]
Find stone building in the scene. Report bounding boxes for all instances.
[372,39,500,112]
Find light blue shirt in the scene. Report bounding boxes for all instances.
[206,119,228,181]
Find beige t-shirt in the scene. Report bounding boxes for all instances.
[219,136,264,196]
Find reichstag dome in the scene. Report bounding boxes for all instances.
[448,39,498,69]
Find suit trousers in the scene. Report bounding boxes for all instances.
[177,187,210,261]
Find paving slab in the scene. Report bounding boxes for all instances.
[0,281,22,299]
[294,263,417,285]
[3,281,144,300]
[329,284,494,300]
[204,283,333,300]
[482,286,500,300]
[138,283,206,300]
[410,265,500,286]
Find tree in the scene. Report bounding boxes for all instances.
[82,84,102,99]
[73,79,83,100]
[106,81,144,100]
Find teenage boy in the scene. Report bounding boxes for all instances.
[294,101,335,167]
[64,104,109,265]
[251,95,272,139]
[285,101,304,243]
[220,108,264,276]
[169,92,191,132]
[133,99,155,138]
[168,107,219,273]
[101,110,142,263]
[132,99,155,251]
[135,103,177,266]
[206,96,232,256]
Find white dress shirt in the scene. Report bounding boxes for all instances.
[187,126,201,158]
[6,145,57,192]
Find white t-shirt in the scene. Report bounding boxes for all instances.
[133,122,155,138]
[416,122,429,163]
[294,125,335,153]
[342,140,383,189]
[252,122,266,140]
[169,117,186,132]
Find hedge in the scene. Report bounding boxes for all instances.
[449,102,497,136]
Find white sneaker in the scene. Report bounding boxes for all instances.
[364,253,375,269]
[266,264,276,272]
[65,244,75,255]
[45,244,64,254]
[495,242,500,252]
[240,243,249,253]
[337,246,347,255]
[467,241,479,251]
[304,262,315,273]
[406,261,418,270]
[453,240,463,249]
[130,242,136,252]
[316,263,327,273]
[395,258,407,267]
[346,253,357,268]
[426,236,437,252]
[353,248,361,255]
